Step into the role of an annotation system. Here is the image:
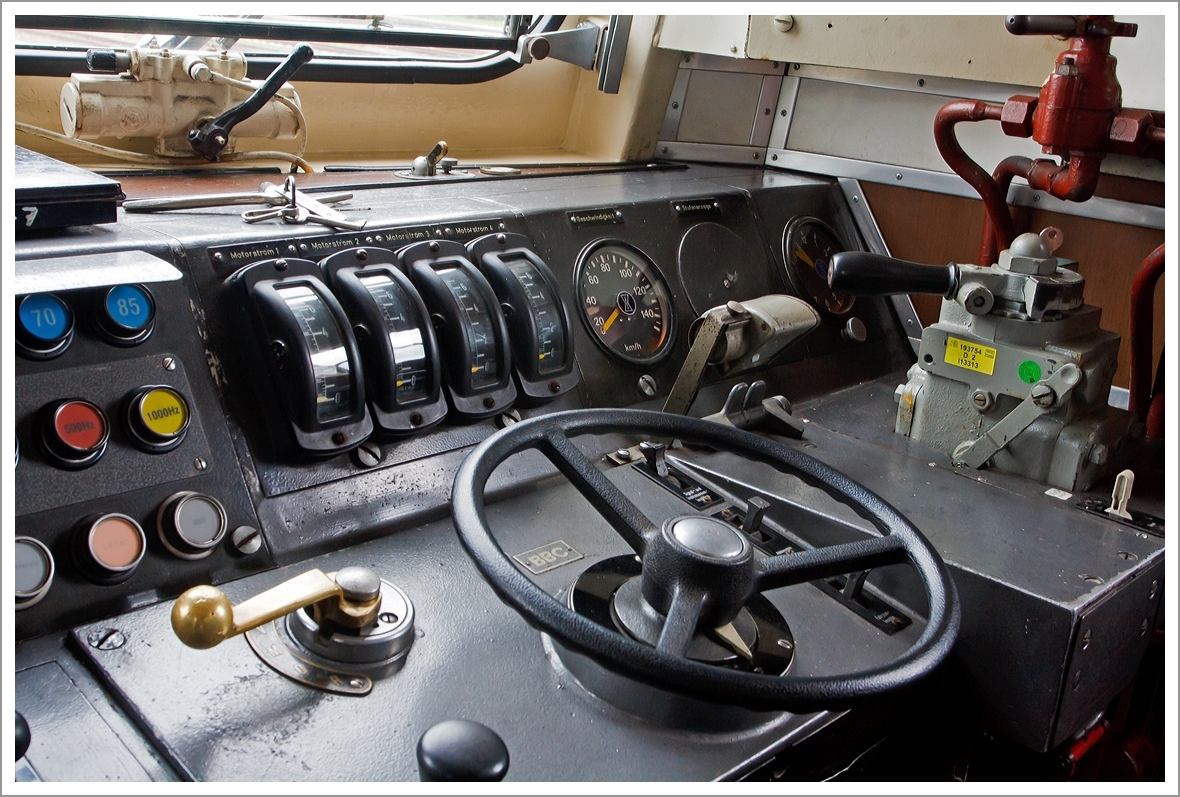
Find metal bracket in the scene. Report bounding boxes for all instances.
[519,21,601,71]
[952,363,1081,469]
[518,16,631,94]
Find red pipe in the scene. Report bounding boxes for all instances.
[1129,244,1165,421]
[1146,350,1164,439]
[977,155,1106,266]
[979,157,1025,266]
[933,100,1014,257]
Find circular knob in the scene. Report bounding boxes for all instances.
[72,513,146,585]
[95,284,155,346]
[172,585,234,649]
[39,399,109,469]
[124,385,190,453]
[17,293,74,360]
[15,537,55,610]
[15,712,30,761]
[417,720,509,782]
[670,516,747,560]
[157,492,227,560]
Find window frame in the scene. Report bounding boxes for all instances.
[14,14,566,83]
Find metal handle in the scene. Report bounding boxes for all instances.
[828,252,957,298]
[171,567,380,649]
[188,42,314,161]
[1005,15,1079,36]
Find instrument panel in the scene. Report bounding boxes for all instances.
[19,166,1155,783]
[14,169,891,640]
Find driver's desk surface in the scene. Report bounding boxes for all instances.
[15,375,1161,781]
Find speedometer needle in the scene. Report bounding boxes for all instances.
[601,307,621,333]
[794,247,815,268]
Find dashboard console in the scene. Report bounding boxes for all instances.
[13,164,1163,781]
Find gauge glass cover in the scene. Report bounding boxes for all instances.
[438,268,499,389]
[275,285,353,423]
[504,258,566,375]
[783,217,856,316]
[359,274,430,404]
[575,242,674,365]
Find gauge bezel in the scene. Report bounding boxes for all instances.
[323,247,447,435]
[469,232,579,402]
[235,258,372,455]
[572,238,677,367]
[781,216,857,317]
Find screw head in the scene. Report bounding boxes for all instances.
[637,375,657,397]
[231,525,262,555]
[212,252,224,263]
[1031,384,1056,408]
[87,629,126,650]
[354,441,382,468]
[162,356,177,371]
[193,457,208,471]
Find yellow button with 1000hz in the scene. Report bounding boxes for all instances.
[125,385,190,453]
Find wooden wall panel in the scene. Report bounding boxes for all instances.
[859,182,1164,389]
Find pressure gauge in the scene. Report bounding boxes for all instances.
[401,240,516,419]
[468,233,579,403]
[782,217,856,316]
[232,258,371,455]
[322,247,447,434]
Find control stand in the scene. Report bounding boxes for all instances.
[829,230,1142,491]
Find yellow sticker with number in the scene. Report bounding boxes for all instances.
[944,336,997,375]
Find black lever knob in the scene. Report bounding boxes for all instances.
[189,42,314,161]
[743,496,770,535]
[15,712,30,761]
[1004,15,1079,36]
[828,252,957,298]
[417,719,509,781]
[639,441,669,478]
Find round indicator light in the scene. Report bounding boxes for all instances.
[17,293,74,359]
[157,491,228,560]
[96,284,155,345]
[124,386,190,453]
[40,399,109,469]
[15,537,55,610]
[73,513,146,585]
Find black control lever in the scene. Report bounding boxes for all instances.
[1005,15,1137,38]
[188,43,314,162]
[827,252,957,298]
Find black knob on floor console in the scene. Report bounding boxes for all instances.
[828,252,957,298]
[417,719,509,781]
[15,711,30,761]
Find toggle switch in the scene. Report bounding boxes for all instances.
[742,496,770,537]
[639,440,669,478]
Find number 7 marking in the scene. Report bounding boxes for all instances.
[22,207,39,226]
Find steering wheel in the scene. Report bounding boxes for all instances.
[451,409,959,712]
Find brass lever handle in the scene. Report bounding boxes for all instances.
[172,567,381,649]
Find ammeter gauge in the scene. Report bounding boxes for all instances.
[468,233,579,402]
[232,258,371,455]
[323,247,447,434]
[782,217,856,316]
[401,241,516,419]
[574,240,675,366]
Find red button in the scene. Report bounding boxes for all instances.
[54,401,107,452]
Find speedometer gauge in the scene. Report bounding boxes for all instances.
[782,217,856,316]
[574,241,675,366]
